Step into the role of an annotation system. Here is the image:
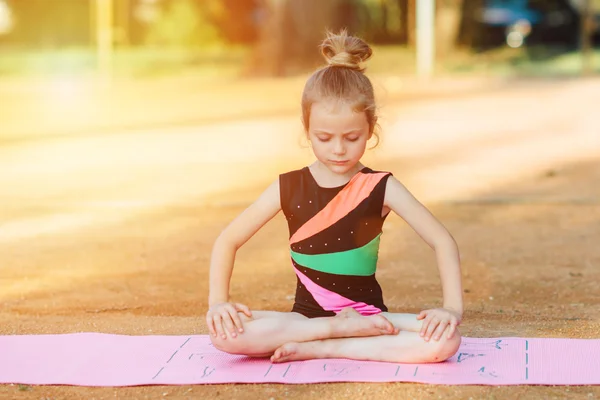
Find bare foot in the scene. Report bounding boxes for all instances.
[271,341,326,363]
[330,314,398,338]
[336,307,361,318]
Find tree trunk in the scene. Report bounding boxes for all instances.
[579,0,594,75]
[435,0,464,59]
[248,0,287,76]
[458,0,484,48]
[407,0,416,47]
[398,0,409,44]
[380,0,390,41]
[249,0,344,75]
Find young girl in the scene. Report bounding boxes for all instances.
[206,31,463,364]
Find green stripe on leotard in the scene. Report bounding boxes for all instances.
[290,234,382,276]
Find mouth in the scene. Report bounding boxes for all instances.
[330,160,349,165]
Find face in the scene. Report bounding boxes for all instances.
[307,100,372,175]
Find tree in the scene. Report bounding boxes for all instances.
[578,0,595,75]
[5,0,90,47]
[435,0,465,58]
[248,0,356,76]
[144,0,219,48]
[200,0,260,45]
[457,0,484,48]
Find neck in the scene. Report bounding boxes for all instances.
[311,161,364,187]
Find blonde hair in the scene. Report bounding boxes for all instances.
[301,30,379,146]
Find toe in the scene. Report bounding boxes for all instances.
[272,348,291,363]
[374,315,392,329]
[273,355,289,363]
[271,348,283,362]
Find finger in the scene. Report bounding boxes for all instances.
[419,319,427,336]
[229,308,245,333]
[235,303,253,319]
[419,314,434,336]
[424,318,439,341]
[225,305,245,334]
[432,321,449,341]
[419,318,431,337]
[221,312,238,338]
[213,315,226,339]
[416,311,426,320]
[206,314,217,337]
[447,321,458,339]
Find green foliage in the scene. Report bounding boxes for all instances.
[145,0,221,48]
[355,0,408,43]
[199,0,259,44]
[4,0,90,47]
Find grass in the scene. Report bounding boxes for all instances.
[0,45,249,80]
[0,43,597,82]
[444,46,600,77]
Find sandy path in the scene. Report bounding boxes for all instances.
[1,77,599,399]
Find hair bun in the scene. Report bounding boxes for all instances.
[321,30,372,72]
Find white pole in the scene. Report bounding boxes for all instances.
[416,0,435,78]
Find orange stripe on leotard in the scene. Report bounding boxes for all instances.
[289,172,389,245]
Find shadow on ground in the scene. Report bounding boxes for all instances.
[1,157,599,399]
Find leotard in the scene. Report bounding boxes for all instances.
[279,166,392,318]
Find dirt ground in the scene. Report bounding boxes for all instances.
[1,159,599,399]
[1,80,600,399]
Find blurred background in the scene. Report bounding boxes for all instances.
[0,0,598,78]
[0,0,599,259]
[0,0,598,143]
[0,0,598,141]
[1,8,600,397]
[0,1,598,240]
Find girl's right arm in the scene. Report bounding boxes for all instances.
[207,179,282,339]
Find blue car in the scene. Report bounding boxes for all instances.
[472,0,582,48]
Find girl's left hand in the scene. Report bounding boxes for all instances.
[416,308,462,342]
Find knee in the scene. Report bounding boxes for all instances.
[209,312,255,355]
[427,330,462,363]
[210,334,230,353]
[210,333,247,355]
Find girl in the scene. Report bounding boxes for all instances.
[206,31,463,364]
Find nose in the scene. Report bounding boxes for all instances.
[333,139,346,155]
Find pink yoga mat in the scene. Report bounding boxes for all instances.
[0,334,599,386]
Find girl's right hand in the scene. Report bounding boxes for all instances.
[206,302,252,339]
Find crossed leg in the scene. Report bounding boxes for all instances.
[210,309,397,357]
[271,309,461,363]
[210,308,461,363]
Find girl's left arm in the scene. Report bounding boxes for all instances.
[383,176,463,317]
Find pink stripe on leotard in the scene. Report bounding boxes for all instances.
[294,267,382,316]
[289,172,389,245]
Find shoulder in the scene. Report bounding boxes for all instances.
[383,174,407,193]
[278,167,310,213]
[361,167,393,180]
[361,166,392,176]
[360,167,393,187]
[279,167,308,180]
[383,174,421,211]
[279,167,310,190]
